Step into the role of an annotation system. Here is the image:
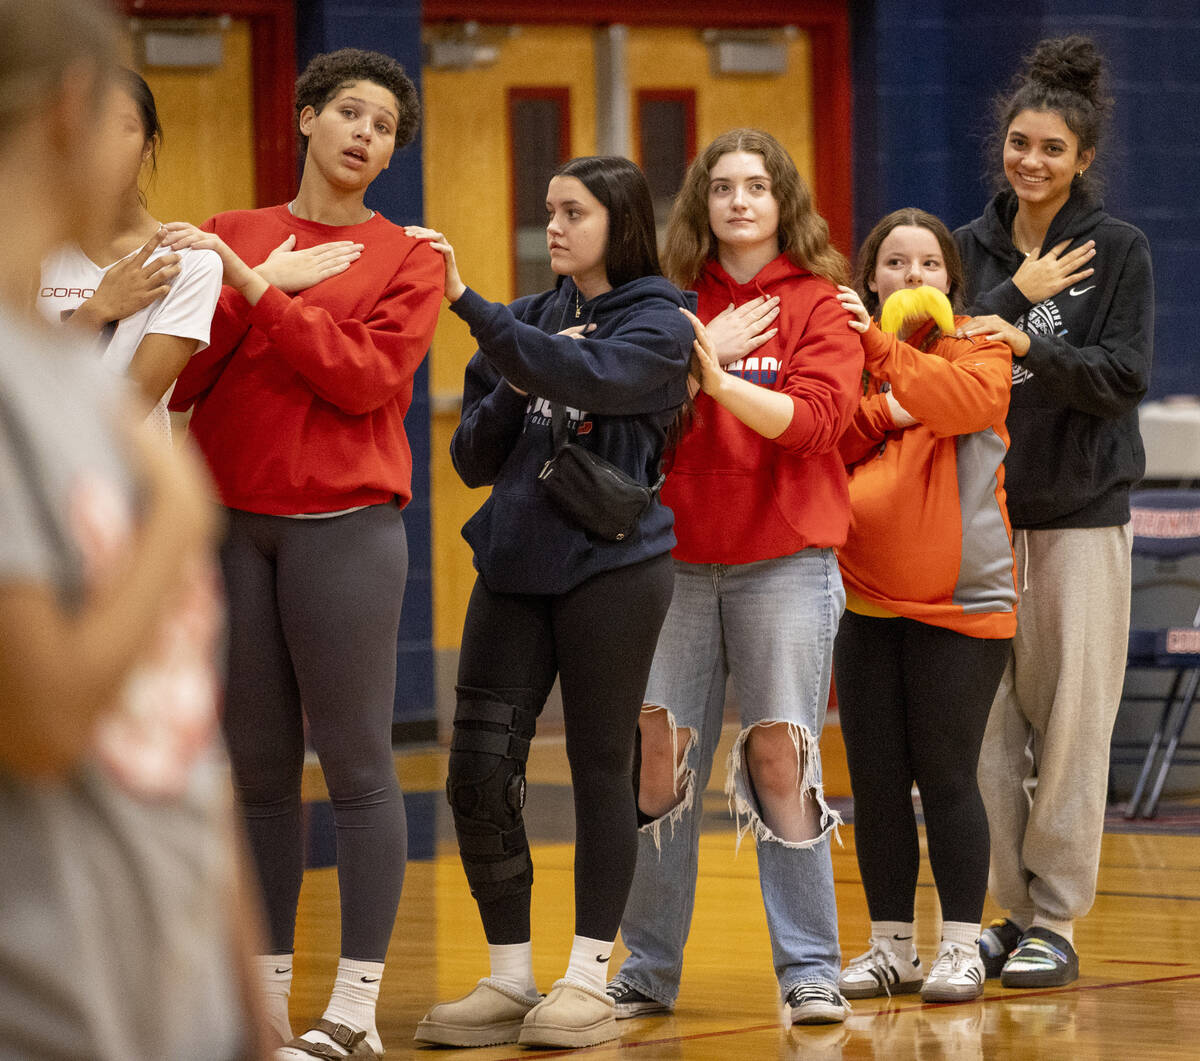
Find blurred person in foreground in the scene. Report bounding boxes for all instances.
[0,1,266,1057]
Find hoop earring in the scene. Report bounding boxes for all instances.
[1076,170,1085,178]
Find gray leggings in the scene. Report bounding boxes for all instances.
[219,504,408,961]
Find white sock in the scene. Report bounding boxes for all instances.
[488,941,538,997]
[563,933,614,993]
[941,921,981,949]
[254,954,293,1044]
[277,957,383,1058]
[871,920,917,960]
[1031,915,1074,944]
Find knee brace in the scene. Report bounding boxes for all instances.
[446,687,537,902]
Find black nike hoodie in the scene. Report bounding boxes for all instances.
[955,186,1154,528]
[449,275,693,595]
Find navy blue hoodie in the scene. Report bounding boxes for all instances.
[955,187,1154,529]
[450,275,693,594]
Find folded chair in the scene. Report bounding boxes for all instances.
[1113,490,1200,819]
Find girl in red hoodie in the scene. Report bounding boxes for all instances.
[608,129,863,1027]
[832,209,1015,1004]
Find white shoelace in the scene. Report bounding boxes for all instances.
[929,943,977,982]
[844,939,907,996]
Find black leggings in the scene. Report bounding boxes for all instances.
[219,504,408,961]
[833,610,1010,924]
[453,553,674,945]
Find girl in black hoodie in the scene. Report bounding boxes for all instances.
[407,157,692,1051]
[955,36,1153,989]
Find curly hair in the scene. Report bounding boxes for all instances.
[989,35,1110,193]
[294,48,419,153]
[853,208,965,318]
[662,128,848,289]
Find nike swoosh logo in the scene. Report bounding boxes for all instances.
[1068,285,1095,296]
[360,976,380,983]
[275,967,291,975]
[595,953,612,963]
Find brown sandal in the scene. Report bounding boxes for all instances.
[281,1018,381,1059]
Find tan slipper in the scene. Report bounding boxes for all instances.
[517,979,620,1049]
[413,977,541,1047]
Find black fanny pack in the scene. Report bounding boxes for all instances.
[537,403,663,542]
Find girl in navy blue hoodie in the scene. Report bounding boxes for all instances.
[955,36,1153,990]
[407,156,692,1050]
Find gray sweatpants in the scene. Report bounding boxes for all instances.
[978,523,1133,927]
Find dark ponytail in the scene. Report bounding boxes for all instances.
[117,68,161,201]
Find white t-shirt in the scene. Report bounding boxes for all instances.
[39,242,223,443]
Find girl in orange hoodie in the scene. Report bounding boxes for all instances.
[832,209,1015,1004]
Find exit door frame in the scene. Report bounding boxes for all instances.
[422,0,853,252]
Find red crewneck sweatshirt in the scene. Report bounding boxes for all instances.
[664,255,864,563]
[170,205,444,514]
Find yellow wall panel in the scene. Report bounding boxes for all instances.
[423,26,597,398]
[424,26,596,649]
[626,27,813,187]
[136,20,258,226]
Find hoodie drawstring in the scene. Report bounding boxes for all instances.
[1020,528,1031,594]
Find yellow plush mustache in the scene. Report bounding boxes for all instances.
[878,285,955,336]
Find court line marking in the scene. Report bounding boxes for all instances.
[1099,958,1189,966]
[831,877,1200,902]
[479,971,1200,1059]
[1094,888,1200,902]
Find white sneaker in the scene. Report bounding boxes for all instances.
[920,940,985,1003]
[837,937,924,999]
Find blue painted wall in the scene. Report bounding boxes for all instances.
[296,0,436,739]
[851,0,1199,399]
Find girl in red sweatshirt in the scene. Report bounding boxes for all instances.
[832,209,1015,1004]
[163,49,444,1061]
[608,129,863,1027]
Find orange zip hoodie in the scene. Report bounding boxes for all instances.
[837,318,1017,638]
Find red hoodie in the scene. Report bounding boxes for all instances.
[169,205,444,514]
[664,255,864,564]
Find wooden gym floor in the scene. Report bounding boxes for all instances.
[290,723,1200,1060]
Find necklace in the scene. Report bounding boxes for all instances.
[1011,220,1045,258]
[574,288,581,319]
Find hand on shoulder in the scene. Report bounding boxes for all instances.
[405,225,465,302]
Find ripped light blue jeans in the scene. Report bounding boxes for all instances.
[615,550,844,1005]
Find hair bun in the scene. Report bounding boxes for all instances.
[1025,35,1103,103]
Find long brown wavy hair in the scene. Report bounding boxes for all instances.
[662,128,848,289]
